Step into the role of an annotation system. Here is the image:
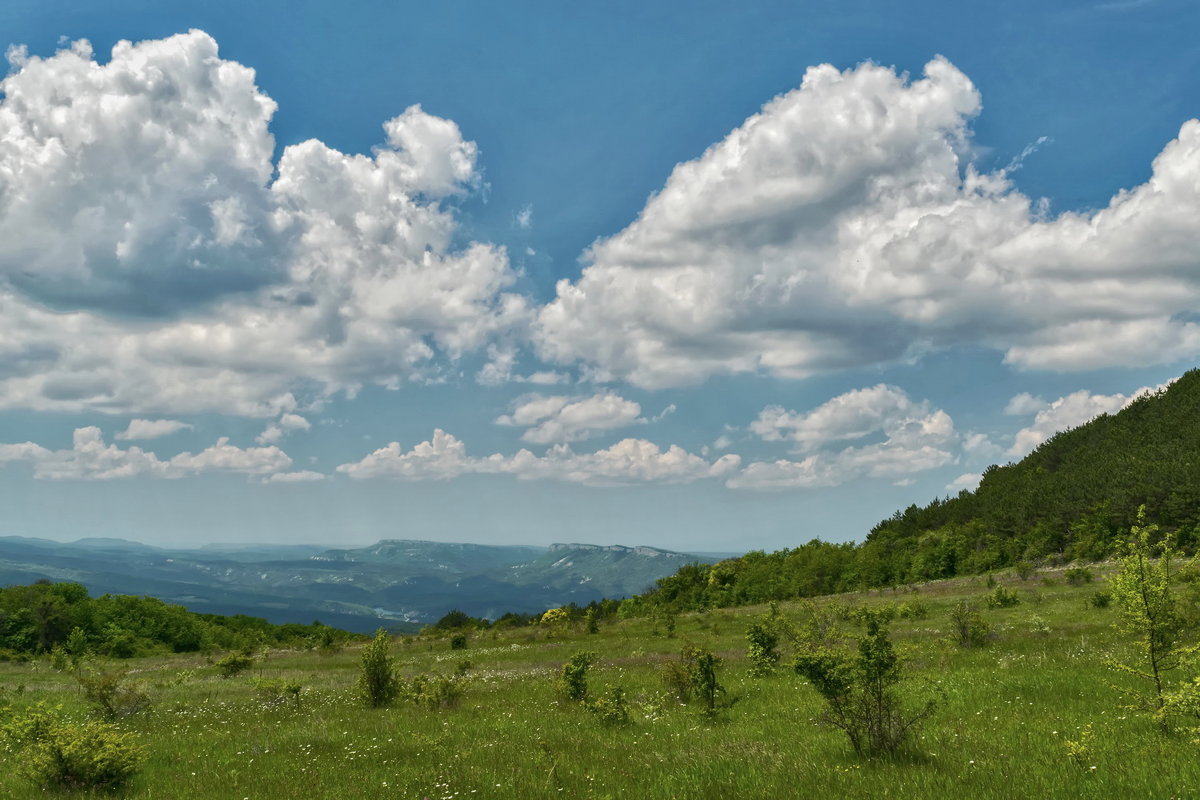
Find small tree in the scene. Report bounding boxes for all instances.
[357,629,401,708]
[794,609,937,757]
[559,651,597,702]
[746,622,780,677]
[949,601,992,647]
[1108,506,1197,727]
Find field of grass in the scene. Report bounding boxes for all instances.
[2,565,1197,799]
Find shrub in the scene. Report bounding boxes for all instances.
[1089,591,1112,609]
[214,653,254,678]
[896,600,929,620]
[585,608,600,635]
[1015,561,1037,580]
[793,609,937,757]
[253,678,304,707]
[745,622,780,677]
[449,633,468,650]
[405,673,465,709]
[949,602,992,647]
[1064,567,1095,586]
[678,645,727,717]
[586,686,631,725]
[540,607,569,630]
[1,703,145,792]
[357,629,401,708]
[1028,614,1051,636]
[987,585,1021,609]
[75,669,151,719]
[660,659,693,703]
[559,651,597,702]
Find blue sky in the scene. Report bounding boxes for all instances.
[0,0,1196,551]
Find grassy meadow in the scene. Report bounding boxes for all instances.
[1,566,1197,799]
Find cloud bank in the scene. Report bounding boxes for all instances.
[536,58,1200,386]
[0,31,526,417]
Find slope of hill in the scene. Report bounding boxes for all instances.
[637,368,1200,610]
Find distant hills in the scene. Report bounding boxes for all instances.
[0,535,714,632]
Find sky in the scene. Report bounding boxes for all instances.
[0,0,1197,552]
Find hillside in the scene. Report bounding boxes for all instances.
[637,368,1200,610]
[0,537,711,631]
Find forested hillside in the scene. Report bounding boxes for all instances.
[635,369,1200,611]
[0,581,358,658]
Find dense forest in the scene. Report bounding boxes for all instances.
[628,368,1200,613]
[0,580,359,658]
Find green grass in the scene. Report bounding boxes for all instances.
[2,566,1197,799]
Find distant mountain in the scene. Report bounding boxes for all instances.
[0,536,714,632]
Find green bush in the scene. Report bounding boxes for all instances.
[793,609,937,757]
[1064,567,1095,586]
[1090,590,1112,609]
[745,622,780,677]
[214,653,254,678]
[559,651,597,702]
[950,602,992,647]
[357,629,401,708]
[586,686,631,725]
[660,658,693,703]
[677,645,728,717]
[2,703,145,792]
[253,678,304,707]
[986,585,1021,609]
[75,668,151,719]
[896,600,929,620]
[449,633,468,650]
[404,673,466,709]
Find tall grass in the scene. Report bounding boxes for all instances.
[1,566,1197,798]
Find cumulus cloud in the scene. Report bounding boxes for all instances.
[495,392,644,443]
[1007,383,1165,457]
[946,472,982,493]
[256,413,311,445]
[535,57,1200,387]
[0,427,291,480]
[115,419,193,441]
[0,31,527,417]
[1004,392,1046,415]
[733,384,959,489]
[336,429,738,486]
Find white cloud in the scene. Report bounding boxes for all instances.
[732,384,959,490]
[0,32,527,417]
[335,429,738,486]
[335,429,476,480]
[516,204,533,230]
[961,431,1005,463]
[496,440,741,486]
[256,413,311,445]
[535,57,1200,387]
[1007,383,1165,457]
[750,384,935,452]
[1004,392,1047,415]
[495,392,644,443]
[115,419,193,441]
[946,472,982,493]
[0,427,291,480]
[263,470,326,483]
